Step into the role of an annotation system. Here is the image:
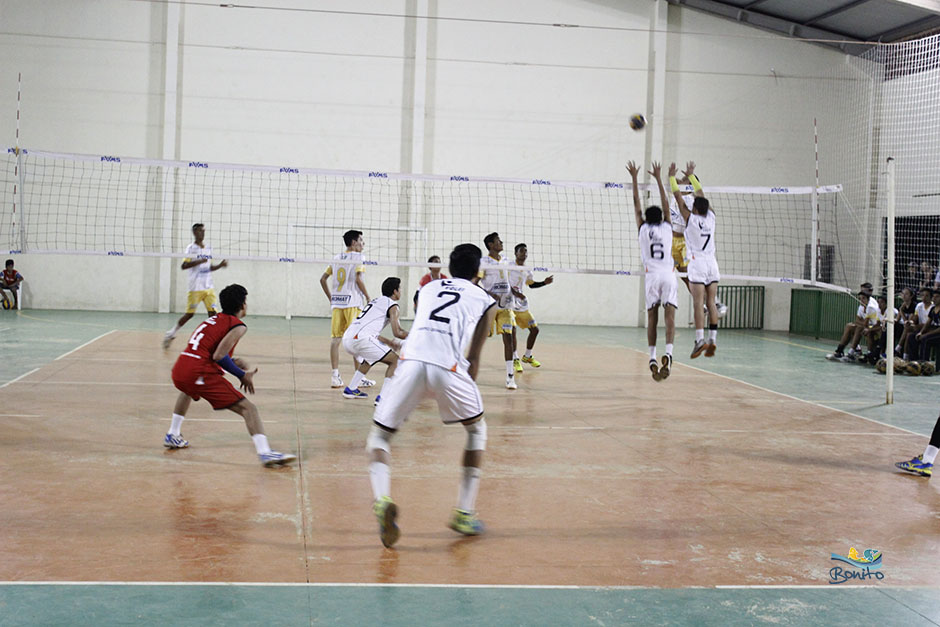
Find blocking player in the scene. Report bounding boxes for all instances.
[320,229,370,389]
[670,162,719,358]
[628,160,676,380]
[366,243,497,547]
[1,259,24,309]
[895,408,940,478]
[341,277,409,402]
[508,243,553,372]
[479,232,518,389]
[164,284,297,467]
[163,223,228,349]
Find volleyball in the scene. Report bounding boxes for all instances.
[922,362,936,376]
[1,298,10,310]
[629,114,646,131]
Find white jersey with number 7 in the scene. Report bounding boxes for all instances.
[685,209,717,257]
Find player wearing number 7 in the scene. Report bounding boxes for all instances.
[670,161,720,358]
[164,284,297,467]
[627,160,676,381]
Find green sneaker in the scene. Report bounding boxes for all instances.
[513,358,523,373]
[448,508,485,536]
[373,496,400,548]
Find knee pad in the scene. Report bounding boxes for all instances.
[464,418,487,451]
[366,424,394,454]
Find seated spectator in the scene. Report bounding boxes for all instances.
[916,290,940,363]
[903,287,934,361]
[0,259,23,309]
[895,287,918,356]
[826,283,875,362]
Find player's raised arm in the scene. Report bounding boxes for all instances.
[626,161,644,229]
[669,162,691,223]
[649,161,670,225]
[467,304,498,381]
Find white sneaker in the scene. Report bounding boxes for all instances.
[331,373,344,388]
[506,375,517,390]
[162,332,174,350]
[360,377,376,388]
[259,451,297,467]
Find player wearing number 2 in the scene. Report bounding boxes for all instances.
[627,160,676,381]
[164,284,297,467]
[320,230,371,389]
[671,161,720,358]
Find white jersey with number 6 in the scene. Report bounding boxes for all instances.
[343,295,396,341]
[325,251,365,310]
[685,209,717,258]
[639,222,674,274]
[401,278,495,373]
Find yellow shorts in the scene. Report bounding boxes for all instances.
[331,307,360,338]
[490,309,515,336]
[186,290,218,314]
[513,310,537,329]
[671,236,689,269]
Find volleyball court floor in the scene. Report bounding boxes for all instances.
[0,310,938,625]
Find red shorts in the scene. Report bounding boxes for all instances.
[172,360,244,410]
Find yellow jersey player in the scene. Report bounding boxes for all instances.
[479,232,518,389]
[508,243,553,372]
[163,223,228,349]
[320,229,370,388]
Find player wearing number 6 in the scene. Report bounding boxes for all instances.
[627,161,676,381]
[670,161,720,358]
[320,230,370,389]
[164,284,297,467]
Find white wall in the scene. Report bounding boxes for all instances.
[0,0,856,330]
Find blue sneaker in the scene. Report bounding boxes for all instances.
[895,455,933,477]
[373,496,400,548]
[163,433,189,449]
[448,508,484,536]
[259,451,297,468]
[343,387,368,399]
[374,395,381,407]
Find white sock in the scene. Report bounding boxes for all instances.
[331,368,340,376]
[166,324,181,338]
[649,346,656,360]
[456,466,482,512]
[924,445,939,465]
[369,461,391,500]
[665,343,673,356]
[251,434,271,455]
[524,349,532,358]
[708,328,717,342]
[506,360,514,376]
[349,370,365,390]
[169,413,185,436]
[512,351,519,359]
[695,329,704,342]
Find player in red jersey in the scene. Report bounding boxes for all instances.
[164,283,297,467]
[1,259,24,309]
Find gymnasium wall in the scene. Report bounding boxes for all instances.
[0,0,850,330]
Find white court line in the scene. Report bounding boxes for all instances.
[54,330,117,361]
[0,413,41,417]
[490,426,605,430]
[0,367,39,388]
[184,418,279,423]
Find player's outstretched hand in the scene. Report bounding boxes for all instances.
[219,259,228,269]
[668,162,678,177]
[625,161,639,178]
[683,161,696,178]
[648,161,661,178]
[544,275,554,285]
[240,368,258,394]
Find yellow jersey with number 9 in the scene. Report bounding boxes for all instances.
[325,251,366,309]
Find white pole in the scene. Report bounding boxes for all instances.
[158,2,181,314]
[885,157,895,405]
[811,118,819,284]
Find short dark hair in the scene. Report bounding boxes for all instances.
[219,284,248,315]
[514,243,527,254]
[450,243,483,280]
[4,259,13,267]
[921,287,932,295]
[343,230,363,247]
[692,197,709,215]
[644,206,663,225]
[382,277,401,297]
[860,282,873,290]
[192,223,204,233]
[427,255,441,263]
[483,232,499,249]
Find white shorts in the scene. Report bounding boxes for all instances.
[688,255,720,286]
[645,271,678,310]
[342,335,391,366]
[373,359,484,430]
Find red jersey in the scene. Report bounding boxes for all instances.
[418,272,447,287]
[172,313,245,378]
[2,268,21,286]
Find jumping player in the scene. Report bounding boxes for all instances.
[163,223,228,349]
[164,284,297,467]
[320,229,370,389]
[479,232,519,389]
[366,243,497,547]
[508,243,553,372]
[628,160,676,380]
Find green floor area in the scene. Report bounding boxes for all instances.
[0,584,937,626]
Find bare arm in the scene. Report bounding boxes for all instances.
[684,161,705,198]
[210,260,228,271]
[467,305,498,381]
[319,271,331,301]
[388,304,408,339]
[211,325,257,393]
[356,272,370,303]
[626,160,643,229]
[181,259,207,270]
[669,162,691,223]
[649,161,670,225]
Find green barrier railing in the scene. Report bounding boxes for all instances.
[716,285,764,330]
[789,289,858,340]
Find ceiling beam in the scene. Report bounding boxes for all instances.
[869,14,940,39]
[804,0,874,26]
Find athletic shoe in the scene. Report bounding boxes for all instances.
[360,377,377,388]
[704,341,717,357]
[690,339,707,359]
[521,356,541,368]
[825,351,844,361]
[839,353,858,363]
[513,358,523,373]
[162,332,174,350]
[343,387,368,399]
[895,455,933,478]
[374,395,381,407]
[649,359,661,381]
[259,451,297,467]
[659,355,672,380]
[331,374,344,388]
[448,508,485,536]
[163,433,189,449]
[373,496,400,548]
[717,303,728,318]
[506,375,517,390]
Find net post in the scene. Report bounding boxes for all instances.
[285,224,294,320]
[15,148,26,253]
[885,157,895,405]
[810,118,819,285]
